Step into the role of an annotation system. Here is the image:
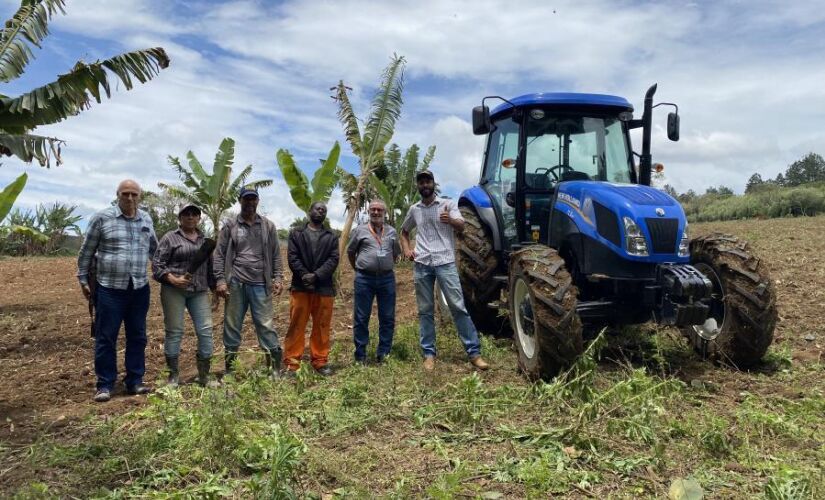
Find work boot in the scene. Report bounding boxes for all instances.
[224,352,238,375]
[165,356,180,388]
[196,356,220,388]
[469,356,490,371]
[423,356,435,371]
[265,350,283,379]
[93,388,111,403]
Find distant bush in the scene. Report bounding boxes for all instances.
[684,184,825,222]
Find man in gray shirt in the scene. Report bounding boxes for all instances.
[347,199,401,364]
[213,187,284,378]
[400,171,489,372]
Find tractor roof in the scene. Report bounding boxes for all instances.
[491,93,633,118]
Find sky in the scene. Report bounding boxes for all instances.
[2,0,824,229]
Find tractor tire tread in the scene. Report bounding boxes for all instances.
[510,246,584,380]
[681,232,777,368]
[456,206,506,335]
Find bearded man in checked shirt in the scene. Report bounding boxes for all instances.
[77,180,158,402]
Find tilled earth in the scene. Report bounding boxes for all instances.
[1,215,824,468]
[0,252,420,444]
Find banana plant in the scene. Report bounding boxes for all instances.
[276,141,341,213]
[0,0,169,216]
[159,138,272,238]
[332,54,405,256]
[368,143,436,226]
[0,172,27,222]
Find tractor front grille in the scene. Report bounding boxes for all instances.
[645,218,679,254]
[594,202,621,247]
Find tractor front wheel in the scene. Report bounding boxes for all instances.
[681,233,777,368]
[509,246,584,380]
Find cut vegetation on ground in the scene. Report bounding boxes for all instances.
[1,216,824,498]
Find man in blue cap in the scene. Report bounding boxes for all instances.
[213,186,285,378]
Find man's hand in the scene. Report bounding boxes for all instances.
[215,282,229,299]
[272,281,283,295]
[404,248,416,261]
[81,283,91,300]
[167,274,191,289]
[302,273,316,287]
[439,205,452,224]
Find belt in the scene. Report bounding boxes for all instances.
[357,269,394,277]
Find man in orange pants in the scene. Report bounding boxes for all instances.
[284,201,339,376]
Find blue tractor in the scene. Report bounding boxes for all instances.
[455,85,777,380]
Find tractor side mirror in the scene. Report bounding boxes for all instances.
[505,192,516,207]
[667,112,680,141]
[472,105,491,135]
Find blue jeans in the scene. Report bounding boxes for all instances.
[414,262,481,359]
[353,271,396,360]
[160,284,213,359]
[94,282,150,390]
[223,279,281,355]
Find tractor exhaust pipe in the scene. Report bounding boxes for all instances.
[639,83,657,186]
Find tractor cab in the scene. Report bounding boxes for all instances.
[473,93,639,249]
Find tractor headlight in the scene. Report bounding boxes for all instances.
[623,216,649,256]
[678,224,690,257]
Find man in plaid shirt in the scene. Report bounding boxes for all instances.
[400,171,489,372]
[77,180,158,402]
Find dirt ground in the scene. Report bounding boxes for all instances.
[0,253,420,444]
[1,215,824,450]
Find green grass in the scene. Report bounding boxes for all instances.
[3,323,824,498]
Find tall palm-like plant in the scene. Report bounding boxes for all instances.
[276,141,341,212]
[370,143,436,227]
[158,138,272,238]
[333,53,405,255]
[0,0,169,211]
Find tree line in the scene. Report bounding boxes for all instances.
[658,152,825,222]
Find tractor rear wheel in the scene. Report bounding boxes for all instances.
[509,245,584,380]
[680,233,777,368]
[456,206,506,335]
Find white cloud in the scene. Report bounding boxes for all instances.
[2,0,825,226]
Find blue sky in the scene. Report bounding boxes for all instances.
[2,0,824,229]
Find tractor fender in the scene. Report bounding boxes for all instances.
[459,186,502,251]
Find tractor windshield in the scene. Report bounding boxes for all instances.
[523,112,633,189]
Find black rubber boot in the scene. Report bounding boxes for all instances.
[224,352,237,375]
[265,350,283,379]
[165,356,180,388]
[197,356,220,388]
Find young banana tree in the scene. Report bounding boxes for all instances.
[276,141,341,212]
[0,172,26,222]
[0,0,169,212]
[369,143,436,227]
[333,53,405,255]
[159,138,272,238]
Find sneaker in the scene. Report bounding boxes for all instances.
[93,388,111,403]
[354,357,367,366]
[469,356,490,371]
[126,383,152,395]
[376,355,386,365]
[423,356,435,371]
[315,365,334,377]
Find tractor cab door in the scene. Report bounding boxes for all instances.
[481,116,520,248]
[517,112,563,245]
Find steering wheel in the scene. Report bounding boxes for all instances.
[534,164,573,182]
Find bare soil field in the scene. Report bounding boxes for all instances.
[1,216,824,496]
[0,252,420,444]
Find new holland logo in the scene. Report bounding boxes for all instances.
[655,208,665,217]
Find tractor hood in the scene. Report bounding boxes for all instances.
[555,181,688,263]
